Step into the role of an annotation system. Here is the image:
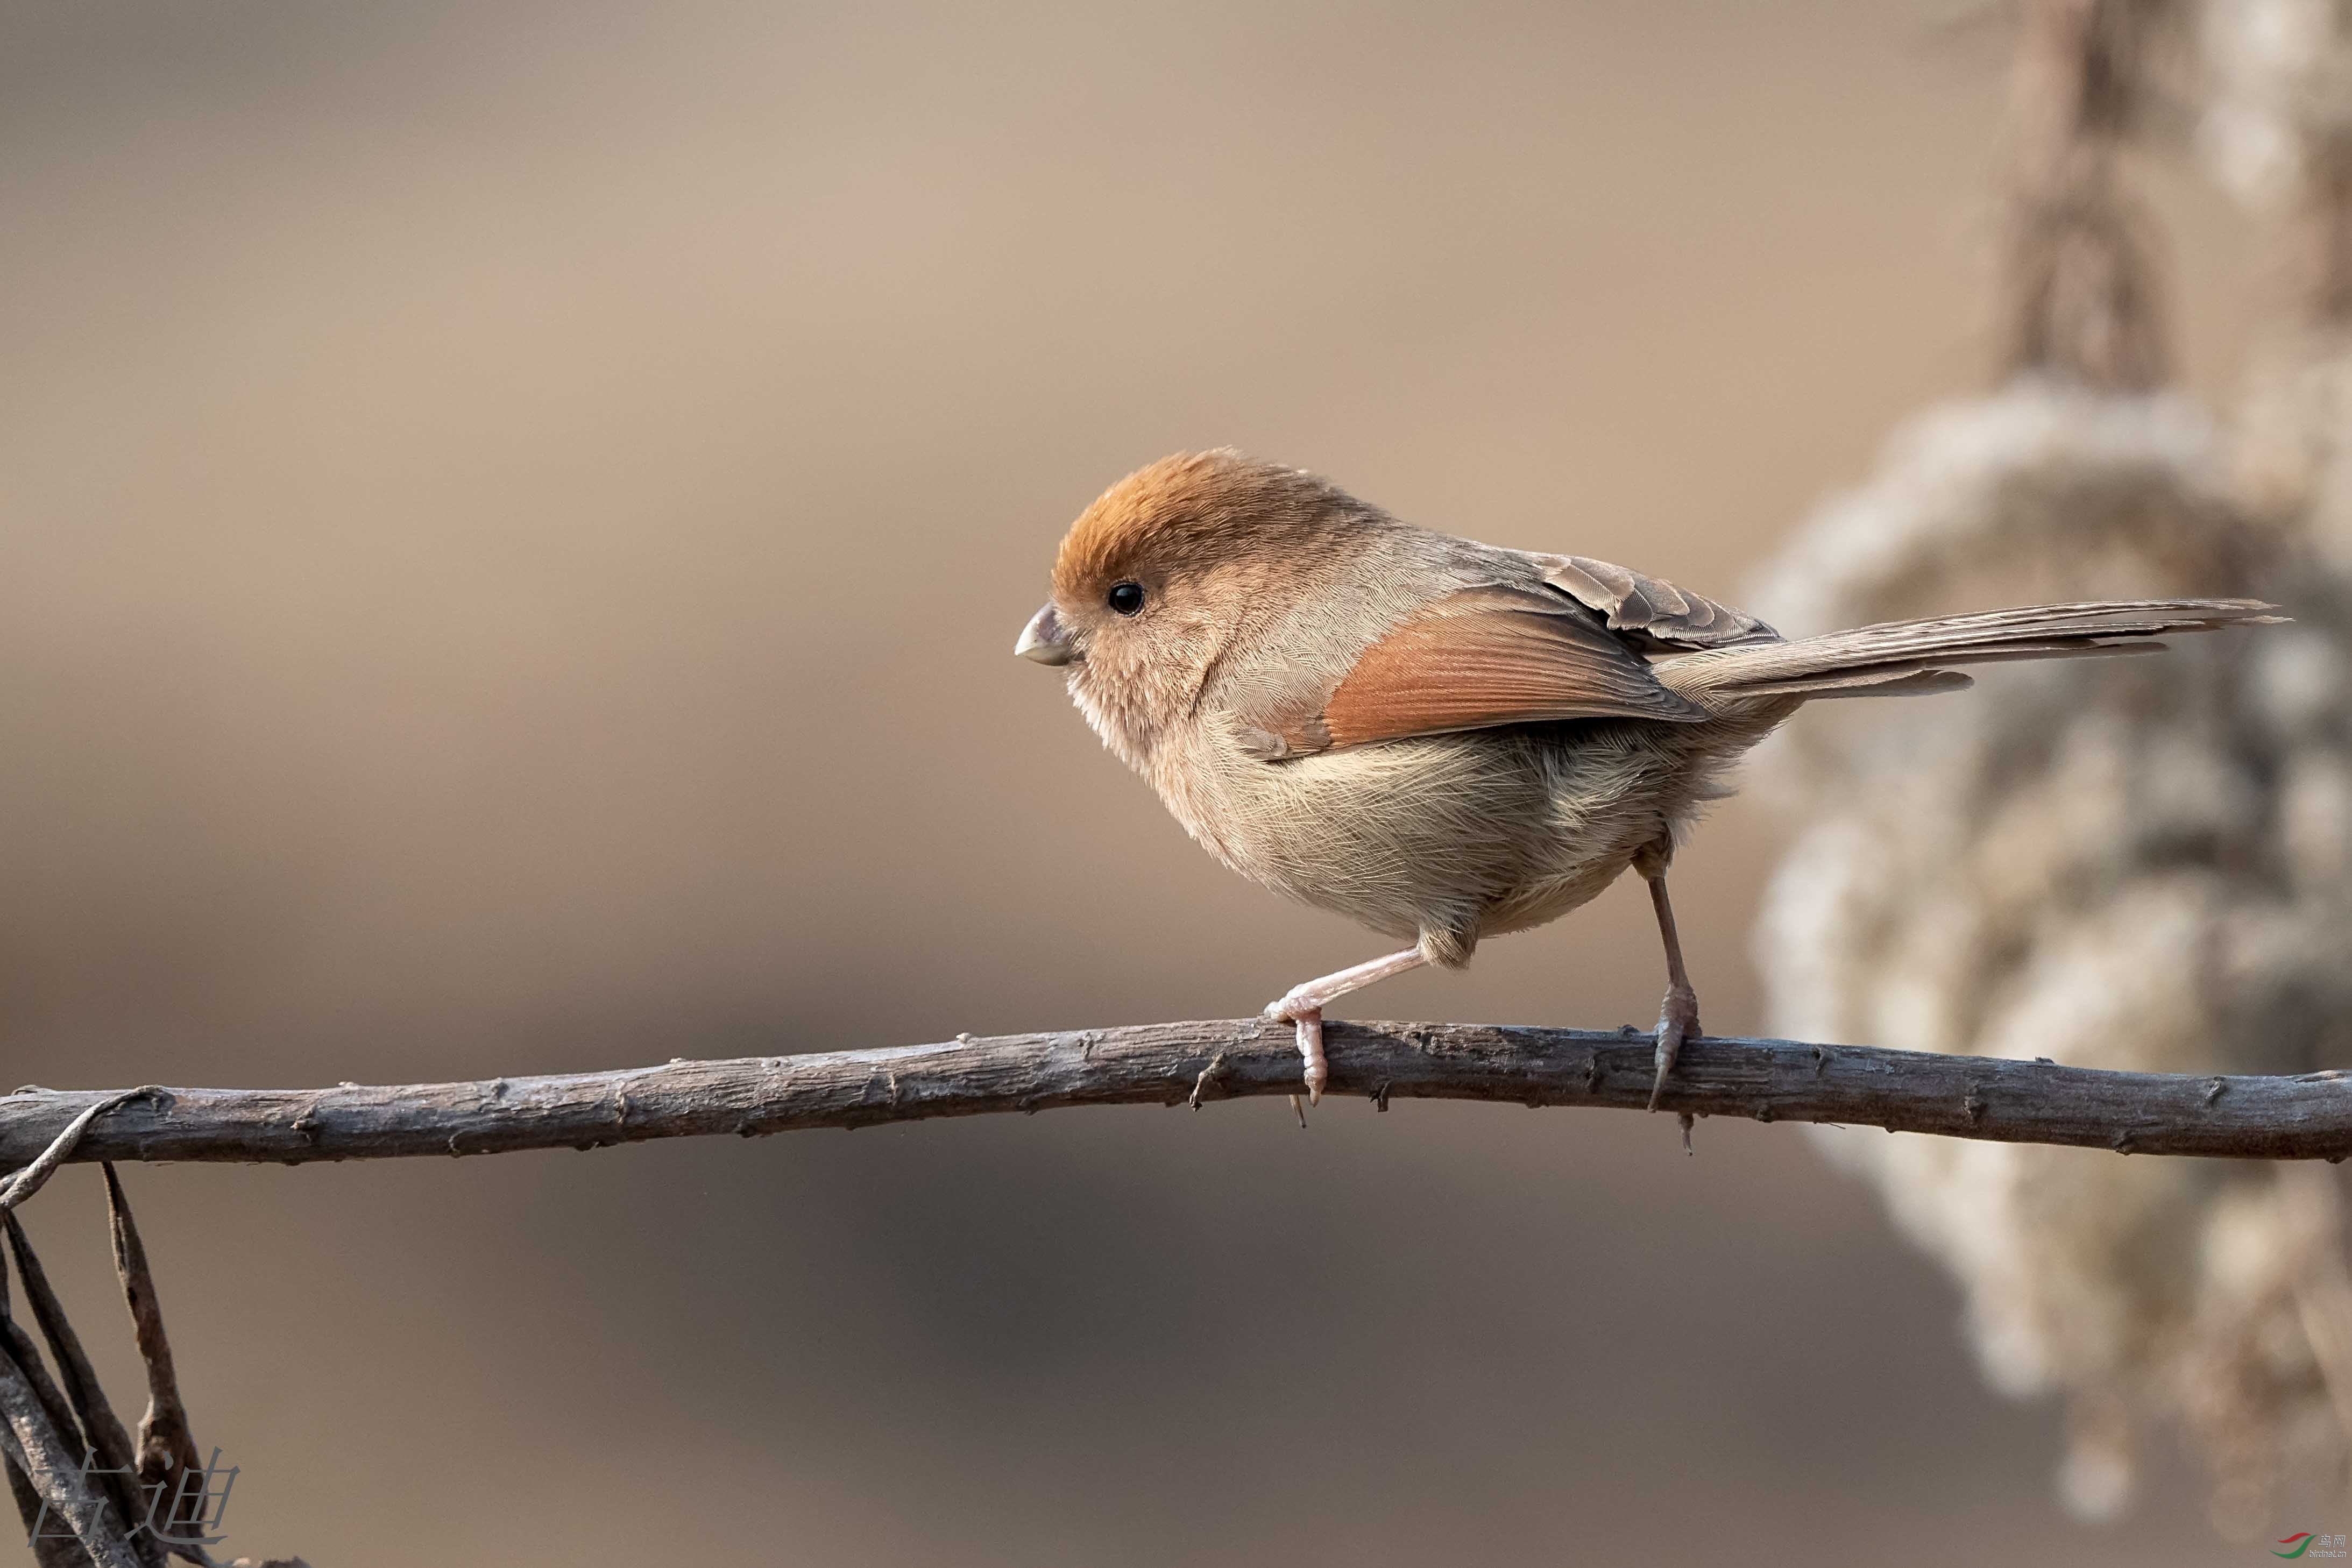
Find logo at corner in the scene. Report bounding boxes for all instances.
[2278,1537,2319,1560]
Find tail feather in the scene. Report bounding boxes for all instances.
[1654,598,2282,707]
[1724,667,1978,701]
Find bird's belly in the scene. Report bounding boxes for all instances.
[1157,723,1688,945]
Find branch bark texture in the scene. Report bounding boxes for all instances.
[3,1021,2350,1170]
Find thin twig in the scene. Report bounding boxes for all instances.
[0,1023,2348,1166]
[4,1449,79,1568]
[102,1168,202,1564]
[5,1216,161,1568]
[0,1322,142,1568]
[0,1092,159,1217]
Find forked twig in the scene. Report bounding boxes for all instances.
[1,1092,160,1218]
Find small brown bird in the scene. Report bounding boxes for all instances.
[1015,451,2278,1111]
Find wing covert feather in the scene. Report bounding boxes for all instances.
[1535,554,1778,649]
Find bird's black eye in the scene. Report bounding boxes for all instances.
[1108,581,1145,616]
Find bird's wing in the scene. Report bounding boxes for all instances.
[1257,585,1708,758]
[1530,554,1779,650]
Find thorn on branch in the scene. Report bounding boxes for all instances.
[1188,1050,1229,1111]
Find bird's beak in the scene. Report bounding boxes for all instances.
[1015,602,1076,665]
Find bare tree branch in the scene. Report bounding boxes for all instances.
[2,1021,2350,1170]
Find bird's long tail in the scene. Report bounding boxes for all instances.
[1652,598,2284,707]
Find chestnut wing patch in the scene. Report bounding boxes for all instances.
[1295,588,1707,753]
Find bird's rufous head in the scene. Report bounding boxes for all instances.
[1014,450,1370,768]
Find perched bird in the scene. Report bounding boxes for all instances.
[1015,450,2279,1110]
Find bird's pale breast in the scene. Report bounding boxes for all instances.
[1151,713,1740,954]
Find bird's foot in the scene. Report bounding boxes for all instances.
[1265,995,1328,1105]
[1648,983,1700,1112]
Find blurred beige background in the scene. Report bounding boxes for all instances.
[0,1,2295,1563]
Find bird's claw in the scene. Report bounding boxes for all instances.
[1648,984,1700,1112]
[1266,998,1328,1105]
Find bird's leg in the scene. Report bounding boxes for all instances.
[1635,843,1702,1115]
[1266,947,1426,1105]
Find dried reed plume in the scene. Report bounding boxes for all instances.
[1751,0,2352,1534]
